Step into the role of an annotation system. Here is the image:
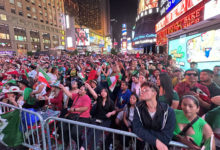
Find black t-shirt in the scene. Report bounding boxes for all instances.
[207,82,220,98]
[90,97,115,120]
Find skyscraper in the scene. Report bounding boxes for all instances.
[0,0,66,55]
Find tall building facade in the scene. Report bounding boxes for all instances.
[76,0,110,36]
[0,0,66,55]
[64,0,111,53]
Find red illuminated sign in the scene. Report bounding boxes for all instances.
[156,0,203,32]
[156,4,204,45]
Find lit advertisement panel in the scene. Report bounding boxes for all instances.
[204,0,220,20]
[138,0,159,14]
[156,1,204,45]
[75,28,90,46]
[169,29,220,70]
[186,29,220,62]
[156,0,203,32]
[160,0,182,16]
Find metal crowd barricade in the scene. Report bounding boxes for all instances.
[44,117,138,150]
[0,102,46,150]
[44,116,189,150]
[0,101,189,150]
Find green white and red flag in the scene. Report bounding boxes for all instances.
[38,68,51,88]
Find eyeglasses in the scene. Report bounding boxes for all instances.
[186,73,198,76]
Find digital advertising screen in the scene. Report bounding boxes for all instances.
[186,29,220,62]
[75,28,90,46]
[138,0,159,14]
[169,29,220,70]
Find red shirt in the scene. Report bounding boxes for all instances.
[174,81,211,115]
[70,93,91,118]
[50,90,63,111]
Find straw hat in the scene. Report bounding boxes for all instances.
[4,86,23,93]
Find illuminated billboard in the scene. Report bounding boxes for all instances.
[204,0,220,20]
[169,29,220,70]
[156,0,203,32]
[75,28,90,46]
[159,0,182,16]
[138,0,159,14]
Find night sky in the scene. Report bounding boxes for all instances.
[110,0,138,48]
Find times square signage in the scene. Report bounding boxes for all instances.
[156,3,204,45]
[159,0,182,16]
[156,0,203,32]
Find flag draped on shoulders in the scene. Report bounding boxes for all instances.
[0,110,23,147]
[38,68,51,87]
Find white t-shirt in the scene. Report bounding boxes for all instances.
[131,82,140,96]
[47,73,57,84]
[28,70,37,79]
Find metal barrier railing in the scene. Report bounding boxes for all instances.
[0,102,46,150]
[0,102,188,150]
[44,116,189,150]
[44,116,138,150]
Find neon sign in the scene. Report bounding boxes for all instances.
[156,0,203,32]
[156,4,204,45]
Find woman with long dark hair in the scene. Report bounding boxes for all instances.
[156,72,180,109]
[80,87,116,150]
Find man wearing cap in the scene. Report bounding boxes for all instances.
[175,69,211,116]
[86,80,101,103]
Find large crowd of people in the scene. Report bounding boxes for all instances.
[0,53,219,150]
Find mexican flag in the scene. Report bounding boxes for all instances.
[107,73,122,92]
[38,68,51,88]
[0,110,23,147]
[25,69,29,78]
[78,72,86,82]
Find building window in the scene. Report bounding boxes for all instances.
[31,0,35,5]
[11,8,16,14]
[33,16,37,20]
[0,33,10,39]
[45,13,47,16]
[26,6,30,11]
[39,4,41,8]
[32,7,36,13]
[9,0,15,4]
[17,2,22,7]
[39,11,43,15]
[0,14,7,21]
[19,11,23,16]
[15,35,27,41]
[27,13,31,18]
